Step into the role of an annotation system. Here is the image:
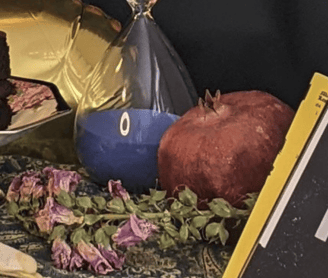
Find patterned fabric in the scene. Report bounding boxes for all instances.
[0,155,232,278]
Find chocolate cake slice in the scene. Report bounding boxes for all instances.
[0,31,10,80]
[0,31,14,130]
[0,80,14,99]
[0,99,11,130]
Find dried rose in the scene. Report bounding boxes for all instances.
[20,172,44,202]
[9,80,54,113]
[76,240,113,275]
[43,167,81,196]
[6,176,22,202]
[98,245,125,270]
[69,248,84,271]
[35,197,83,233]
[51,237,72,270]
[6,172,45,203]
[113,214,158,247]
[108,180,130,201]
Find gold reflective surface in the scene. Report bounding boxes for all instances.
[0,0,121,163]
[0,0,121,107]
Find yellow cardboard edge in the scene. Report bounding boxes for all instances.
[223,72,328,278]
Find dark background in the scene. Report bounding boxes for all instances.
[83,0,328,111]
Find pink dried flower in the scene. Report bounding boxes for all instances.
[98,245,125,270]
[20,172,44,202]
[31,184,44,199]
[6,171,45,203]
[43,167,81,196]
[35,197,83,233]
[76,240,114,275]
[6,176,22,202]
[113,214,158,247]
[69,248,84,271]
[51,238,72,270]
[108,180,130,201]
[9,80,54,113]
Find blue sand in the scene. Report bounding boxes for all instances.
[75,109,179,193]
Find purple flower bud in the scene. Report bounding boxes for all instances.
[108,180,130,201]
[51,238,72,270]
[76,240,114,275]
[113,214,158,247]
[35,197,83,233]
[69,248,84,271]
[6,176,22,202]
[98,245,125,270]
[43,167,81,196]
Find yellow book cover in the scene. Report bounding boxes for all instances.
[223,72,328,278]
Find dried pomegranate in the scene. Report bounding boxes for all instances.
[157,90,295,207]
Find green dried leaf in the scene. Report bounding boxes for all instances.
[170,200,183,212]
[179,224,189,243]
[218,223,229,246]
[95,228,110,247]
[148,199,156,206]
[191,216,208,229]
[71,228,88,245]
[84,214,103,225]
[205,220,229,245]
[208,198,235,218]
[57,191,75,208]
[206,222,221,238]
[7,201,19,216]
[31,198,40,209]
[180,205,194,216]
[23,221,40,237]
[138,195,151,203]
[178,187,197,206]
[18,203,30,212]
[233,219,242,228]
[125,199,138,213]
[164,223,179,238]
[73,209,84,217]
[243,192,259,210]
[150,189,167,201]
[162,210,171,223]
[107,198,125,214]
[76,196,93,209]
[159,232,176,250]
[235,209,249,218]
[171,212,184,224]
[15,214,27,223]
[95,229,105,242]
[103,225,118,237]
[189,225,202,241]
[49,225,66,241]
[92,196,107,210]
[18,199,29,206]
[138,202,149,211]
[22,221,34,233]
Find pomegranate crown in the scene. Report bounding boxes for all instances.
[198,89,222,113]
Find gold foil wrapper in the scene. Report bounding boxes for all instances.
[0,0,121,163]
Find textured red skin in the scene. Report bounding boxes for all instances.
[157,91,295,208]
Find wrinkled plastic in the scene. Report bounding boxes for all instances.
[75,0,198,192]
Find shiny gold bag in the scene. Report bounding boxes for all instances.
[0,0,120,163]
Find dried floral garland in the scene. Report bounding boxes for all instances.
[4,167,258,275]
